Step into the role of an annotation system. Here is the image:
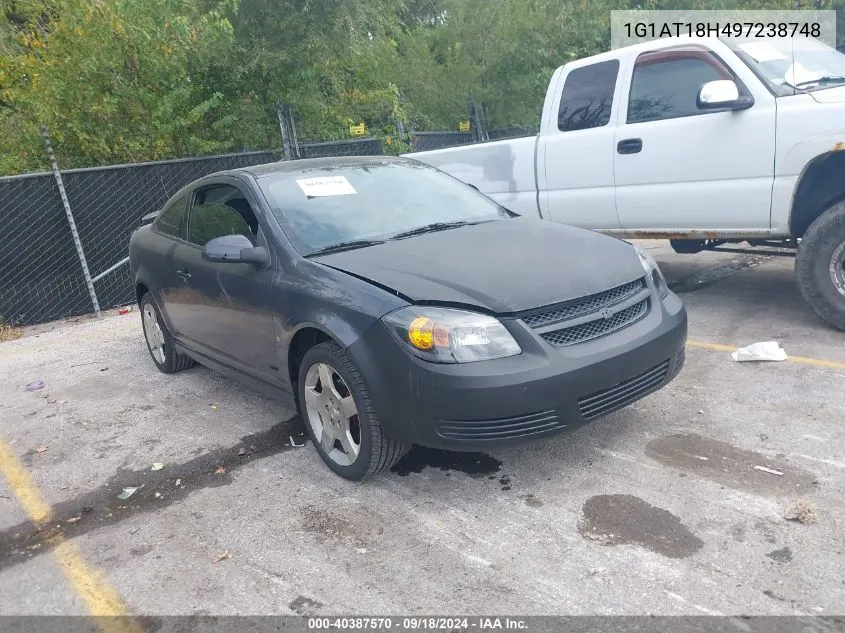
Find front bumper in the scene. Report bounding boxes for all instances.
[347,291,687,451]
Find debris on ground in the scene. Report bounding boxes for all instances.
[81,506,93,513]
[290,436,304,447]
[100,367,109,372]
[731,341,787,362]
[25,380,46,391]
[150,462,164,471]
[213,549,231,563]
[238,447,247,456]
[66,516,81,524]
[215,467,226,474]
[175,479,181,486]
[784,499,818,524]
[210,404,217,410]
[117,486,139,500]
[118,308,131,315]
[35,445,48,453]
[154,492,161,498]
[754,465,784,476]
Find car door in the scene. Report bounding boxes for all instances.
[150,192,189,335]
[537,57,623,229]
[613,45,776,231]
[167,178,279,384]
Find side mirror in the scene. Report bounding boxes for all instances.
[697,80,753,110]
[202,234,270,267]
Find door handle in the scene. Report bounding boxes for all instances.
[617,138,643,154]
[175,268,191,282]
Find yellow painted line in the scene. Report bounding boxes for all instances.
[0,436,142,633]
[687,339,845,371]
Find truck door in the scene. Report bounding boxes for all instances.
[537,58,623,229]
[613,45,776,232]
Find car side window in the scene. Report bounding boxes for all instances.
[627,50,736,124]
[557,60,620,132]
[154,194,187,239]
[188,184,259,247]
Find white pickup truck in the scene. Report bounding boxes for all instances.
[408,36,845,330]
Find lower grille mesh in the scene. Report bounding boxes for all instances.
[578,359,670,420]
[436,410,565,440]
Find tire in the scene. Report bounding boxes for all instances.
[139,292,195,373]
[795,201,845,331]
[297,341,407,481]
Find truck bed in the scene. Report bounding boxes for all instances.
[405,135,540,216]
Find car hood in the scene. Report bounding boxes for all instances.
[810,86,845,103]
[312,218,645,313]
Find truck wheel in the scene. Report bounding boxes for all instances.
[795,201,845,330]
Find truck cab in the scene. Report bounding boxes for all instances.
[409,36,845,330]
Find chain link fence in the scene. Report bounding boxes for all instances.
[0,114,537,327]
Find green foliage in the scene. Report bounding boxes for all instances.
[1,0,843,174]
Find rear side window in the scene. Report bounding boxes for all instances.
[627,50,733,123]
[155,194,187,238]
[557,60,620,132]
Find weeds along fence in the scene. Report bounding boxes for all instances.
[0,127,536,327]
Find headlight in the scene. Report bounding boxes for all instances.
[636,246,669,299]
[382,306,521,363]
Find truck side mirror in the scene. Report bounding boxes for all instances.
[697,80,754,111]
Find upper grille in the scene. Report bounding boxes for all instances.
[540,300,648,346]
[522,278,645,329]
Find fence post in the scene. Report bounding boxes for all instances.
[276,101,293,160]
[40,123,101,318]
[469,97,488,143]
[286,104,301,159]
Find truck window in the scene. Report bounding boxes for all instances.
[557,60,619,132]
[627,50,735,124]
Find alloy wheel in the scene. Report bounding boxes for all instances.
[303,362,361,466]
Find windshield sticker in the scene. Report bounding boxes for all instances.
[296,176,357,198]
[738,42,788,63]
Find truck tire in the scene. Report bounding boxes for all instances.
[795,201,845,330]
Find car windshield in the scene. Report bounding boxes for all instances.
[729,37,845,93]
[258,160,511,255]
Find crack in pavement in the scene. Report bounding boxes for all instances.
[0,416,306,573]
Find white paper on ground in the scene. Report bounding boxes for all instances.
[296,176,357,198]
[731,341,787,362]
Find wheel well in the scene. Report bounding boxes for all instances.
[790,151,845,238]
[135,283,149,306]
[287,327,332,391]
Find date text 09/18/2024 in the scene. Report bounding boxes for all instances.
[307,617,528,630]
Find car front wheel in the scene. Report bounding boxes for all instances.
[298,341,407,480]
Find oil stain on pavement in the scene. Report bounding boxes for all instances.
[391,447,501,477]
[667,254,772,293]
[0,416,306,573]
[578,494,704,558]
[645,433,817,497]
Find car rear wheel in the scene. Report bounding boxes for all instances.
[795,201,845,331]
[298,341,407,480]
[140,292,195,373]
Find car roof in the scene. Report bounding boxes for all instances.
[237,155,411,179]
